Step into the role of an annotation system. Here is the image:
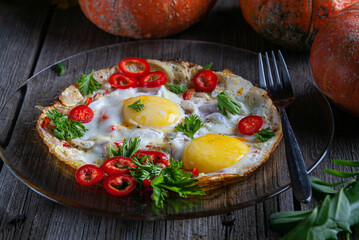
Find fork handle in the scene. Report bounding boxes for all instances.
[280,107,312,203]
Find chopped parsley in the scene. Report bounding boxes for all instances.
[108,137,141,158]
[165,84,188,94]
[128,99,145,112]
[254,127,275,142]
[216,92,241,117]
[77,70,102,95]
[175,114,203,139]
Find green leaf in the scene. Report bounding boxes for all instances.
[344,181,359,226]
[54,62,66,76]
[310,176,357,187]
[77,70,101,95]
[269,210,312,232]
[329,188,351,232]
[128,99,145,112]
[254,127,275,142]
[175,114,203,139]
[333,159,359,167]
[198,62,213,71]
[46,109,87,140]
[216,92,241,117]
[310,176,338,195]
[165,84,188,94]
[323,169,359,178]
[108,137,140,158]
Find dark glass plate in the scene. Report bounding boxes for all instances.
[0,40,334,220]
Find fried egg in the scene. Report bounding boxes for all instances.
[36,59,282,190]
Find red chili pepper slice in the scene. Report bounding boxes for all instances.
[75,164,104,186]
[142,178,152,191]
[133,150,170,167]
[193,70,218,92]
[63,142,70,147]
[192,168,199,177]
[118,57,150,78]
[41,117,51,129]
[101,156,136,175]
[69,105,94,123]
[138,71,167,88]
[114,141,123,146]
[183,88,195,100]
[85,97,92,106]
[104,174,137,196]
[238,115,263,135]
[109,73,137,89]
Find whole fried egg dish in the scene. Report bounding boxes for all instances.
[37,58,282,200]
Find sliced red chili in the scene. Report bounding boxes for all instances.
[41,117,51,129]
[69,105,94,123]
[63,142,70,147]
[192,168,199,177]
[133,150,170,167]
[138,71,167,88]
[75,164,104,186]
[109,125,117,131]
[183,88,195,100]
[142,178,152,191]
[193,70,218,92]
[85,97,92,106]
[119,57,150,77]
[238,115,263,135]
[114,141,123,146]
[101,156,136,175]
[104,174,137,196]
[109,73,137,89]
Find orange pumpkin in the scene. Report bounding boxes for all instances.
[238,0,359,51]
[310,3,359,118]
[79,0,217,39]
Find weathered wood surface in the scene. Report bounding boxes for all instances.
[0,0,358,239]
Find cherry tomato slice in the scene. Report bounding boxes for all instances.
[104,174,137,196]
[193,70,218,92]
[138,71,167,88]
[75,164,104,186]
[183,88,195,100]
[238,115,263,135]
[69,105,94,123]
[109,72,137,89]
[134,150,170,167]
[41,117,51,129]
[119,57,150,77]
[101,156,136,175]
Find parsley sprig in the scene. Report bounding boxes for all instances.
[130,158,205,208]
[128,99,145,112]
[270,159,359,240]
[46,109,87,140]
[216,92,241,117]
[254,127,275,142]
[108,137,141,158]
[77,70,102,95]
[175,114,204,139]
[165,84,188,94]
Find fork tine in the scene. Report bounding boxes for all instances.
[271,51,282,90]
[278,50,293,93]
[258,53,267,90]
[265,52,275,91]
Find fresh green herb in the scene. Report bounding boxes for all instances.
[130,158,205,208]
[216,92,241,117]
[77,70,101,95]
[270,159,359,240]
[254,127,275,142]
[175,114,203,139]
[114,182,129,190]
[108,137,140,158]
[46,109,87,140]
[165,84,188,94]
[54,62,66,76]
[128,99,145,112]
[198,62,213,71]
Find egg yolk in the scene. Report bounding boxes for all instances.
[123,95,180,128]
[182,133,250,173]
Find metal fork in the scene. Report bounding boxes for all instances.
[258,50,312,203]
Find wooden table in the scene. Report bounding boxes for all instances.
[1,0,358,239]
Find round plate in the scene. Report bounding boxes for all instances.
[0,40,334,220]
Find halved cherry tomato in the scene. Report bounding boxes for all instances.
[193,70,218,92]
[104,174,137,196]
[133,150,170,167]
[109,73,137,89]
[183,88,195,100]
[101,156,136,175]
[75,164,104,186]
[238,115,263,135]
[41,117,51,129]
[119,57,150,77]
[69,105,94,123]
[138,71,167,88]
